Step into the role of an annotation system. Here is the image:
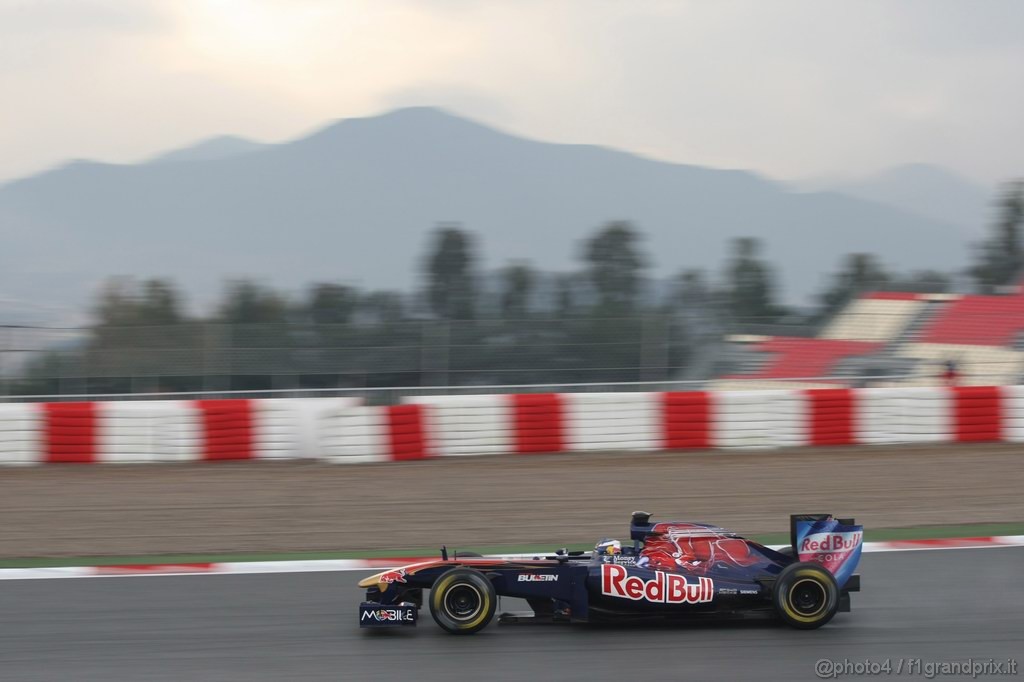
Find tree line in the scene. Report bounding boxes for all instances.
[13,180,1023,394]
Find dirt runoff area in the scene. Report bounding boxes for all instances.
[1,443,1022,558]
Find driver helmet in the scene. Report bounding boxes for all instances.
[595,538,622,556]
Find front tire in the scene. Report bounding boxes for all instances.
[772,562,840,629]
[429,568,496,635]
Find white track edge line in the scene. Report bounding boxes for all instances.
[2,537,1022,581]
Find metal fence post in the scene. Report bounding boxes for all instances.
[440,320,450,389]
[419,321,429,387]
[202,323,214,393]
[640,315,670,382]
[420,321,451,387]
[0,326,7,398]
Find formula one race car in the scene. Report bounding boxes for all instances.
[358,512,862,634]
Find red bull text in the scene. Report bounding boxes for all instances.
[600,564,714,604]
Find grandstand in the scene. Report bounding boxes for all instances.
[715,337,884,390]
[716,289,1024,388]
[819,292,927,341]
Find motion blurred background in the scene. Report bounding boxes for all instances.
[3,7,1024,677]
[2,1,1023,400]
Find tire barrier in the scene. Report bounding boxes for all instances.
[0,385,1020,465]
[511,393,564,454]
[662,391,712,449]
[0,398,359,465]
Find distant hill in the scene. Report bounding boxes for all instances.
[804,163,992,234]
[0,107,974,318]
[148,135,268,164]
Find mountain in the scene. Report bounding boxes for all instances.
[0,107,974,318]
[806,163,992,234]
[148,135,268,164]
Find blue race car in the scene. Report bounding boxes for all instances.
[358,512,862,634]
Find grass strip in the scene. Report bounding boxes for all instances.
[2,521,1022,569]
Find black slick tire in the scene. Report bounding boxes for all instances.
[429,568,496,635]
[772,561,840,629]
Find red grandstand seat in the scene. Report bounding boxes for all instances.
[918,292,1024,346]
[724,337,883,381]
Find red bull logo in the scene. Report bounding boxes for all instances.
[798,530,862,576]
[377,568,408,585]
[601,564,714,604]
[800,531,862,554]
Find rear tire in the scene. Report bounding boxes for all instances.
[429,568,496,635]
[772,562,839,629]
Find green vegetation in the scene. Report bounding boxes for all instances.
[971,180,1024,292]
[12,178,1023,394]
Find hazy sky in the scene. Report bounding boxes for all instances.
[2,0,1021,185]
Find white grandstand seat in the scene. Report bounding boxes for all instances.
[821,292,926,342]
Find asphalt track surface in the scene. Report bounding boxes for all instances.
[1,548,1021,681]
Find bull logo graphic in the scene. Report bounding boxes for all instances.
[378,568,407,585]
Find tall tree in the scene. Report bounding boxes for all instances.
[425,224,477,320]
[86,278,190,387]
[219,280,289,324]
[499,263,535,319]
[672,269,711,311]
[554,274,577,317]
[819,253,890,316]
[725,237,781,322]
[94,278,184,328]
[971,180,1024,292]
[307,283,357,324]
[583,221,646,311]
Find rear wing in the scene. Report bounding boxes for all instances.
[789,514,863,588]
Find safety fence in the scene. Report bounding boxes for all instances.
[0,385,1017,465]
